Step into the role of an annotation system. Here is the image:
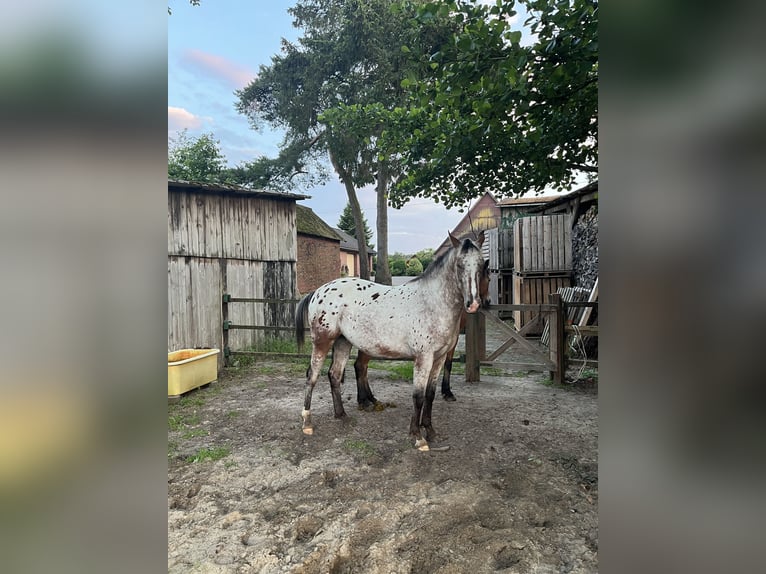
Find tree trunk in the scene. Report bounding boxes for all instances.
[375,161,392,285]
[330,150,370,280]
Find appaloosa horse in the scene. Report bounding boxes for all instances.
[295,231,486,450]
[351,258,490,407]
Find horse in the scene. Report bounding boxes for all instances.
[295,231,486,451]
[352,258,490,407]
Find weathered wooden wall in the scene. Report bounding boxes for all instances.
[167,187,299,365]
[510,214,573,335]
[513,214,572,274]
[512,274,572,335]
[168,190,296,261]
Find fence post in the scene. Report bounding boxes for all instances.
[222,293,230,368]
[465,310,486,382]
[548,293,565,384]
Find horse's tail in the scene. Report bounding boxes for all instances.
[295,291,315,350]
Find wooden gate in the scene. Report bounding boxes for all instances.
[465,293,598,385]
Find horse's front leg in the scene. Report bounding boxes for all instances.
[354,351,378,410]
[410,355,437,450]
[421,354,448,443]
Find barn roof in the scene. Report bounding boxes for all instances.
[296,205,342,241]
[168,178,309,201]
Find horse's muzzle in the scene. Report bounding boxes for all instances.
[466,299,480,313]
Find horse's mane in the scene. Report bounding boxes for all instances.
[409,237,479,283]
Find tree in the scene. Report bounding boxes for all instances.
[235,0,456,282]
[168,129,227,183]
[327,0,598,209]
[389,252,407,276]
[337,202,373,248]
[405,257,424,276]
[412,248,435,271]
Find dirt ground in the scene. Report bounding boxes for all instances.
[168,358,598,573]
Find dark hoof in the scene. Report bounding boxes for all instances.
[442,392,457,402]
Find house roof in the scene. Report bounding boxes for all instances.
[332,227,377,256]
[527,181,598,214]
[496,195,556,207]
[168,178,310,201]
[296,205,342,241]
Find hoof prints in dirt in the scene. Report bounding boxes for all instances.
[168,362,598,573]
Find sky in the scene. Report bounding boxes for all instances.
[168,0,561,255]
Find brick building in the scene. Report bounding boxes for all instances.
[295,205,342,295]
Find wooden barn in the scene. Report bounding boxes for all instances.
[168,179,308,366]
[490,181,598,334]
[434,192,501,260]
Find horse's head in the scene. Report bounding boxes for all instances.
[449,230,486,313]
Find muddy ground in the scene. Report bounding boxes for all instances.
[168,359,598,573]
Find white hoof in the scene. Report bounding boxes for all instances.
[415,438,429,451]
[302,410,312,434]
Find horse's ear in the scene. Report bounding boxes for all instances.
[476,230,485,248]
[449,231,460,248]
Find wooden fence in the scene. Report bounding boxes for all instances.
[221,293,597,384]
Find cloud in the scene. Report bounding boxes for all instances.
[168,106,204,132]
[181,49,255,89]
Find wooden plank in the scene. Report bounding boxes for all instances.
[578,278,599,326]
[480,361,553,371]
[542,216,552,271]
[522,218,532,273]
[548,293,566,385]
[563,214,572,269]
[553,213,562,270]
[565,325,599,336]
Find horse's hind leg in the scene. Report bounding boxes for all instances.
[303,337,332,435]
[328,337,352,419]
[441,345,457,401]
[354,351,378,410]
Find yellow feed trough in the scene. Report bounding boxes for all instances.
[168,349,220,401]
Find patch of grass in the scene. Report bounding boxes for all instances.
[579,368,598,381]
[168,440,178,458]
[254,364,279,376]
[227,410,242,419]
[370,361,413,380]
[179,394,205,408]
[258,337,300,354]
[482,366,505,377]
[168,412,201,431]
[186,446,231,463]
[182,428,209,439]
[342,439,376,458]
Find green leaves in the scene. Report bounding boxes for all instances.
[168,130,226,183]
[364,0,598,207]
